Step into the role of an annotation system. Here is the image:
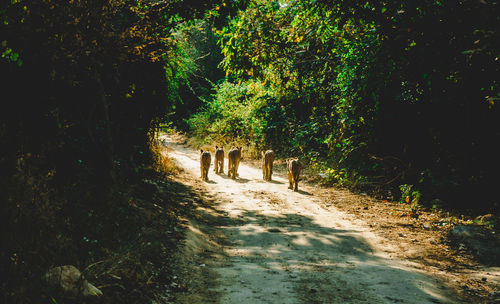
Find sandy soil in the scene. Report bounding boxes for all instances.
[161,134,499,304]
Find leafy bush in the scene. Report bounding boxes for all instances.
[204,0,500,213]
[187,79,285,154]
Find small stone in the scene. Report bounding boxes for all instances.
[450,225,481,239]
[43,265,102,298]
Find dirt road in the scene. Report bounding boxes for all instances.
[162,135,465,304]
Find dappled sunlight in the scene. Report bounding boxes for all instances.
[166,137,464,304]
[202,209,455,303]
[3,0,496,302]
[290,234,311,247]
[220,207,458,302]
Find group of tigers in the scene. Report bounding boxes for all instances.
[200,146,302,191]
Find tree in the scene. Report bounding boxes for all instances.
[198,0,500,211]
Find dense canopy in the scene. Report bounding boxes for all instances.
[1,0,498,302]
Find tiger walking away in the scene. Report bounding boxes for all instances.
[262,150,275,181]
[227,147,242,179]
[286,158,302,191]
[214,146,224,174]
[200,149,211,181]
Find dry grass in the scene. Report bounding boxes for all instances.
[150,137,179,176]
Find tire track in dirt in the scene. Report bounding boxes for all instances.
[163,135,464,304]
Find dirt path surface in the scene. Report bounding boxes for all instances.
[161,135,496,304]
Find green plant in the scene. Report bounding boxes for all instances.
[399,184,422,218]
[187,79,282,150]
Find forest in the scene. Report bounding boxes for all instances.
[1,0,499,303]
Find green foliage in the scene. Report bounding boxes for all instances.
[198,0,500,213]
[399,184,421,205]
[215,0,385,163]
[1,40,22,66]
[164,17,228,130]
[399,184,422,218]
[187,79,284,152]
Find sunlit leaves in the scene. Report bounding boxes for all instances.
[191,0,500,209]
[188,78,282,148]
[217,0,289,79]
[1,41,22,66]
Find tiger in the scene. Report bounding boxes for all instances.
[200,149,211,181]
[214,146,224,174]
[262,150,275,181]
[286,158,302,191]
[227,147,242,179]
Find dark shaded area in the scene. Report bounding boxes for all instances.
[218,173,251,183]
[0,164,211,303]
[0,1,220,303]
[447,225,500,266]
[267,179,285,185]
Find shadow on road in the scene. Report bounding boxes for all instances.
[266,179,284,185]
[218,173,251,183]
[182,196,461,304]
[296,189,312,196]
[160,136,462,303]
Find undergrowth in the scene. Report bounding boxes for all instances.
[0,138,193,304]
